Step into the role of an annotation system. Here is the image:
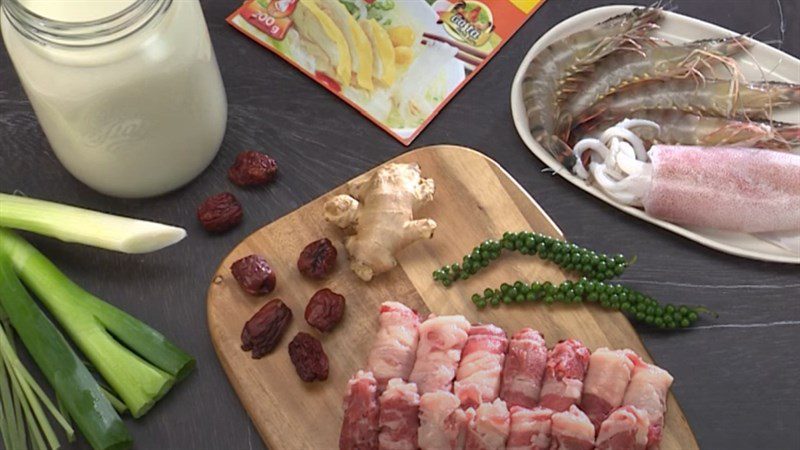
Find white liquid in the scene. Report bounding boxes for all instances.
[18,0,135,22]
[2,0,228,197]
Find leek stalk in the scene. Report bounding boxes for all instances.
[0,193,186,254]
[0,254,131,450]
[0,228,195,419]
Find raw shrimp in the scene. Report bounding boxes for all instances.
[522,6,662,168]
[573,119,800,233]
[627,110,800,149]
[558,36,751,136]
[577,78,800,124]
[574,110,800,150]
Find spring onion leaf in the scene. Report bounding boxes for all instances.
[0,193,186,254]
[0,253,131,450]
[0,228,195,418]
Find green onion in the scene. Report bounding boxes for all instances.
[0,228,195,419]
[0,193,186,254]
[0,253,131,450]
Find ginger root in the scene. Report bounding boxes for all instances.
[324,163,436,281]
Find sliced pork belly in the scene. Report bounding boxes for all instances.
[595,406,650,450]
[378,379,420,450]
[507,406,553,450]
[340,370,380,450]
[409,315,471,395]
[580,348,636,428]
[464,399,510,450]
[500,328,548,409]
[447,406,475,449]
[622,355,674,448]
[549,405,595,450]
[419,391,462,450]
[368,302,421,389]
[455,324,509,409]
[539,339,591,412]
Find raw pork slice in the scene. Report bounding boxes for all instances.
[539,339,591,412]
[455,324,509,409]
[580,348,636,428]
[409,315,471,395]
[465,399,510,450]
[595,406,650,450]
[368,302,420,389]
[419,391,462,450]
[500,328,548,409]
[622,355,674,448]
[550,405,596,450]
[379,379,420,450]
[506,406,553,450]
[340,370,380,450]
[447,406,475,450]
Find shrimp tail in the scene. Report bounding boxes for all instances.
[542,135,578,170]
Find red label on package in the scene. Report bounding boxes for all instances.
[240,0,296,40]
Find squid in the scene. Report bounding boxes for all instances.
[573,119,800,237]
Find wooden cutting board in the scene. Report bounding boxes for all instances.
[207,145,697,449]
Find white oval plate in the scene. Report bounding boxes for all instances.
[511,5,800,264]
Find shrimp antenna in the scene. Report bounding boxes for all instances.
[658,0,678,14]
[732,34,777,125]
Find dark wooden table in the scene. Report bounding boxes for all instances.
[1,1,798,449]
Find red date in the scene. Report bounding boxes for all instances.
[305,289,345,332]
[228,151,278,187]
[288,332,329,382]
[231,254,276,295]
[241,299,292,358]
[297,238,337,279]
[197,192,243,233]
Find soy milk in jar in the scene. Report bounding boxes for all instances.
[1,0,227,197]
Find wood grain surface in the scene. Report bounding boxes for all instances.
[1,1,798,449]
[207,146,697,449]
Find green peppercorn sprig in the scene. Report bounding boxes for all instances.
[469,278,707,329]
[432,231,630,286]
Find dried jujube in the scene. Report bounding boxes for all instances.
[305,289,345,332]
[297,238,337,279]
[288,332,329,382]
[197,192,243,233]
[228,150,278,187]
[231,254,276,295]
[241,299,292,358]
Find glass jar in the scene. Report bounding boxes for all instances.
[1,0,228,198]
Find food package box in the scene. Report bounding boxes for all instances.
[227,0,546,144]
